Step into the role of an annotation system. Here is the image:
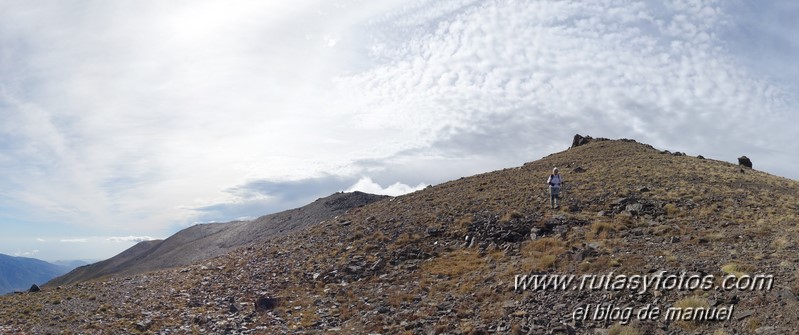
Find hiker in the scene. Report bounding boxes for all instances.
[547,168,563,209]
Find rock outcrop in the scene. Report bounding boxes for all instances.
[571,134,611,149]
[570,134,592,148]
[738,155,753,168]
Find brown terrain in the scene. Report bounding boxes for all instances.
[1,136,798,335]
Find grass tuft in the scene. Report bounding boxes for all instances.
[673,296,710,331]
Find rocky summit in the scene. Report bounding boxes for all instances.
[1,137,798,334]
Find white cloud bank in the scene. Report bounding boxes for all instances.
[106,236,157,243]
[59,239,88,243]
[346,177,428,197]
[12,249,39,257]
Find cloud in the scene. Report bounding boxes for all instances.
[0,0,423,235]
[190,175,356,225]
[346,177,427,196]
[334,0,797,174]
[13,249,39,257]
[36,238,46,242]
[191,173,429,224]
[59,238,88,243]
[222,175,354,203]
[106,236,157,243]
[1,0,798,261]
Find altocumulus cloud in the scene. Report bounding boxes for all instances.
[334,0,798,174]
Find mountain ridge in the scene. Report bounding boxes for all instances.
[46,191,387,287]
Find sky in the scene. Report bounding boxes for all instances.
[0,0,797,262]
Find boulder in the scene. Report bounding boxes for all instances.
[229,302,243,314]
[625,203,643,215]
[255,297,280,312]
[28,284,40,293]
[738,156,752,168]
[425,226,442,237]
[134,319,152,332]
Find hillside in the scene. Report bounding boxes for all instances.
[47,191,386,287]
[0,254,68,295]
[2,137,798,334]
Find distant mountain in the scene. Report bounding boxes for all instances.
[47,191,387,287]
[0,254,69,294]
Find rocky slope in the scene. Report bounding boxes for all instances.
[47,191,386,287]
[2,137,798,334]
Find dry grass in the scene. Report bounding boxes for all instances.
[500,210,523,223]
[371,231,391,243]
[672,296,710,331]
[423,249,483,277]
[650,224,672,236]
[578,255,613,273]
[589,221,619,238]
[419,249,491,296]
[746,317,762,332]
[523,237,565,253]
[449,215,473,237]
[393,232,422,248]
[772,236,790,250]
[703,231,725,241]
[721,263,753,278]
[664,203,679,217]
[520,237,566,272]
